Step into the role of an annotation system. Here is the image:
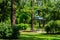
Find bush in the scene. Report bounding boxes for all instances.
[45,20,60,33]
[55,20,60,33]
[17,23,29,30]
[0,23,20,39]
[0,23,12,39]
[45,20,57,33]
[55,20,60,26]
[11,25,20,39]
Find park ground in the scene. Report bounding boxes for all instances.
[19,31,60,40]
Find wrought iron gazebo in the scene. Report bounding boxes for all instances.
[34,10,46,30]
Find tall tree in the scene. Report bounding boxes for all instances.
[1,0,4,22]
[11,0,16,25]
[31,0,34,31]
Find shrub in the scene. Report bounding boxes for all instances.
[55,20,60,26]
[45,20,60,33]
[45,20,57,33]
[17,23,29,30]
[11,25,20,39]
[55,20,60,33]
[0,23,20,39]
[0,23,12,39]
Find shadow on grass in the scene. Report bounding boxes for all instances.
[20,36,60,40]
[20,37,48,40]
[20,33,60,40]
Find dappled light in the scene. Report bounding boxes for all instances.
[0,0,60,39]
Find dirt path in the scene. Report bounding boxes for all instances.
[20,29,46,34]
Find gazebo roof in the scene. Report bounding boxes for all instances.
[34,16,44,20]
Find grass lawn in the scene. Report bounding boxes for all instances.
[19,31,60,40]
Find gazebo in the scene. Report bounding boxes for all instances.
[34,10,46,30]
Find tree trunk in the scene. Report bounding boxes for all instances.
[11,0,16,25]
[31,0,34,31]
[1,1,5,22]
[31,13,34,31]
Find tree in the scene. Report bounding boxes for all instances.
[11,0,16,25]
[1,0,5,22]
[31,0,34,31]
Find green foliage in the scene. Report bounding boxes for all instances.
[0,0,3,3]
[55,20,60,26]
[0,23,20,39]
[45,20,55,33]
[0,0,11,22]
[0,0,60,37]
[0,23,12,39]
[45,20,60,33]
[19,13,31,23]
[55,20,60,33]
[11,25,20,39]
[17,23,29,30]
[0,0,60,23]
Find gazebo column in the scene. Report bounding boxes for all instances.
[38,10,40,30]
[38,20,40,30]
[39,20,40,28]
[42,19,46,27]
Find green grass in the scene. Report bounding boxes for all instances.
[19,32,60,40]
